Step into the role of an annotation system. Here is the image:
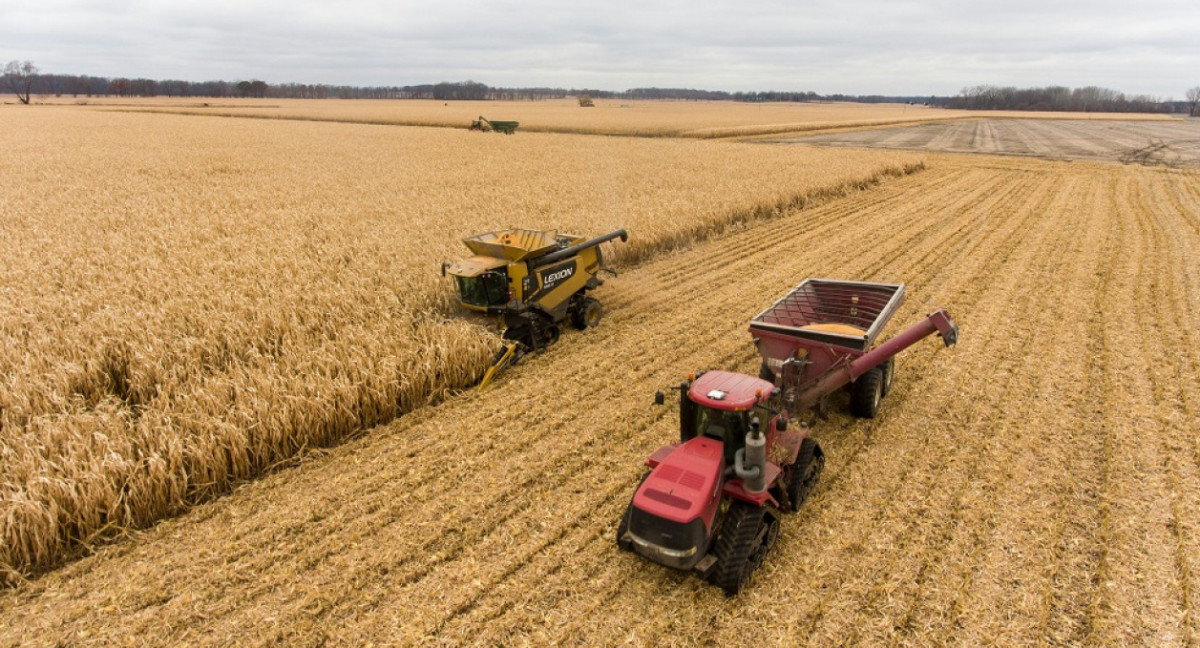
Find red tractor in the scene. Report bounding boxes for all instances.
[617,279,959,594]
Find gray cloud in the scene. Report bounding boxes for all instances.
[3,0,1197,97]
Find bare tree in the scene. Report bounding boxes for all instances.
[1187,87,1200,117]
[4,60,39,104]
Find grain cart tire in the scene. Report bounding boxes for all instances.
[850,367,883,418]
[785,438,824,512]
[880,357,895,397]
[713,501,769,595]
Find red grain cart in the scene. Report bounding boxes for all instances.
[617,278,959,594]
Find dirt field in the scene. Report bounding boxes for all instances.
[2,151,1197,646]
[785,117,1200,166]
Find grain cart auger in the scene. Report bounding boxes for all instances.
[616,278,958,594]
[441,228,628,389]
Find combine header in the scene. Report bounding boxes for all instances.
[617,278,958,594]
[443,228,627,388]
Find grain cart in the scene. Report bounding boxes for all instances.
[442,228,628,388]
[617,278,958,594]
[469,116,519,134]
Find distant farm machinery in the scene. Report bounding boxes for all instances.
[469,116,519,134]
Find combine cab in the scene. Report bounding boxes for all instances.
[618,278,959,594]
[443,228,627,387]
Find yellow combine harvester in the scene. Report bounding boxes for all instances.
[442,228,628,388]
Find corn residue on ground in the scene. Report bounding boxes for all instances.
[1,151,1196,647]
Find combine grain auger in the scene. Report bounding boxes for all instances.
[442,228,628,389]
[617,278,958,594]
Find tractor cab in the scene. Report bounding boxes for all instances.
[622,370,784,575]
[681,371,777,464]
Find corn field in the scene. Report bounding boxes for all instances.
[4,103,1197,647]
[3,147,1198,646]
[0,105,922,583]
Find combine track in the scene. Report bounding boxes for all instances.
[2,155,1197,647]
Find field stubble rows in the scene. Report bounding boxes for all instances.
[1,154,1196,646]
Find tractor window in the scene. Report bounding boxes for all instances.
[692,406,748,462]
[456,272,508,307]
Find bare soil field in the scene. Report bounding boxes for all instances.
[2,152,1197,647]
[785,117,1200,166]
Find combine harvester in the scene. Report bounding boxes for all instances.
[617,278,959,594]
[442,228,627,388]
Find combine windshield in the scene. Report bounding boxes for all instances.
[456,272,508,307]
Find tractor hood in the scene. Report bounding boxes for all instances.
[625,436,725,570]
[634,436,724,524]
[447,256,508,278]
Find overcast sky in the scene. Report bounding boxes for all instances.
[4,0,1198,98]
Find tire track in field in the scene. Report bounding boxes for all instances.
[873,173,1109,646]
[787,163,1102,648]
[1114,167,1200,645]
[788,167,1087,647]
[787,164,1052,543]
[1153,169,1200,645]
[1083,168,1189,646]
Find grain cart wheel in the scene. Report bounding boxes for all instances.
[850,367,883,418]
[880,357,895,397]
[785,438,824,512]
[713,501,770,595]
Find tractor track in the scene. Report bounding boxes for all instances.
[877,174,1102,646]
[789,166,1080,646]
[2,156,1198,647]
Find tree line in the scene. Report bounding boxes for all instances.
[6,60,1198,115]
[946,84,1189,114]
